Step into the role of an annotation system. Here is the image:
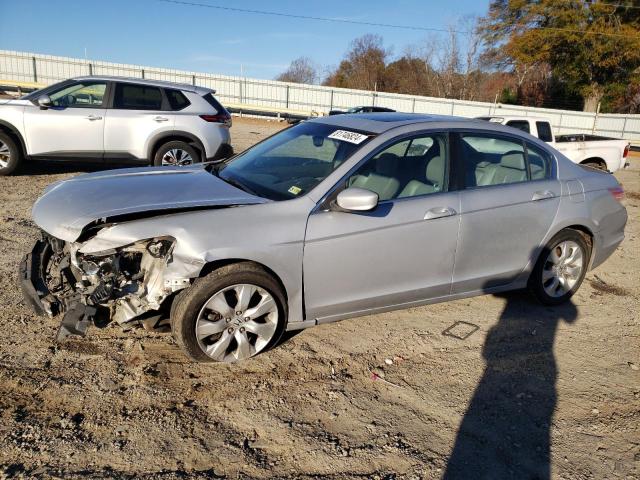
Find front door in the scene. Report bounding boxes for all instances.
[304,133,460,323]
[451,133,561,293]
[24,80,108,157]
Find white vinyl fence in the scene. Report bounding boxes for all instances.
[1,49,639,144]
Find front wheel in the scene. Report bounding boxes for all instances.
[170,262,287,363]
[153,141,200,167]
[528,229,590,305]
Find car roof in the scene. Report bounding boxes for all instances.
[310,112,501,134]
[71,75,215,95]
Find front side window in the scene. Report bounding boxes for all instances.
[217,122,372,201]
[49,81,107,107]
[347,134,448,201]
[462,135,527,188]
[114,83,163,110]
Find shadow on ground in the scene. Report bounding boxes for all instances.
[15,160,129,176]
[443,290,578,479]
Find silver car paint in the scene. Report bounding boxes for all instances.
[30,115,627,331]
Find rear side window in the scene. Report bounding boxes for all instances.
[506,120,530,134]
[461,135,527,188]
[165,89,190,111]
[536,121,553,142]
[114,83,163,110]
[527,144,552,180]
[202,93,225,112]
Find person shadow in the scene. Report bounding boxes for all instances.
[443,288,578,480]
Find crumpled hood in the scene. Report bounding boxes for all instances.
[33,165,267,242]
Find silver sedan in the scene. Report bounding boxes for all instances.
[20,113,627,362]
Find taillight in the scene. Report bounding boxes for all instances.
[623,144,630,158]
[200,113,232,127]
[608,185,625,202]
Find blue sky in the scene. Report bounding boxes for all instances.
[1,0,491,79]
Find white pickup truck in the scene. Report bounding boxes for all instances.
[476,115,630,172]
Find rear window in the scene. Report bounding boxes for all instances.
[114,83,163,110]
[166,89,190,111]
[202,92,225,112]
[506,120,531,134]
[536,121,553,142]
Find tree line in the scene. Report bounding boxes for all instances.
[275,1,640,114]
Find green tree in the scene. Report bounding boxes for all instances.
[479,0,640,112]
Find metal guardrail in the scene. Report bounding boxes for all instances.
[1,49,639,145]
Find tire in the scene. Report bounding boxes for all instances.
[170,262,287,363]
[0,131,22,176]
[528,229,591,305]
[153,141,200,167]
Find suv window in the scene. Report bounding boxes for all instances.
[202,92,225,112]
[114,83,163,110]
[348,134,448,201]
[506,120,530,134]
[461,134,527,188]
[536,121,553,142]
[166,89,190,111]
[49,81,107,107]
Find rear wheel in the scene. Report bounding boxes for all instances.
[170,262,287,363]
[0,132,22,176]
[581,159,607,171]
[528,229,590,305]
[153,141,200,167]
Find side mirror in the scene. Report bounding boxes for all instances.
[37,95,52,109]
[335,187,379,212]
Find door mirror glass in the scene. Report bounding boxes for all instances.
[335,187,378,212]
[37,94,52,108]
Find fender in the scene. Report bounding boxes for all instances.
[0,119,27,156]
[146,130,207,161]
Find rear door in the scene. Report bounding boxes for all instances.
[24,80,108,157]
[103,82,175,161]
[451,132,560,293]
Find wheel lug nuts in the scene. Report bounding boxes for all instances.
[244,317,250,322]
[240,327,245,333]
[225,318,231,323]
[228,327,234,334]
[235,311,242,315]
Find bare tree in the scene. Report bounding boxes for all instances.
[275,57,318,84]
[324,34,388,91]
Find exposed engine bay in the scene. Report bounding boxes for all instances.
[21,231,187,340]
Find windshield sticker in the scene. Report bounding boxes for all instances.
[288,185,302,195]
[328,130,369,144]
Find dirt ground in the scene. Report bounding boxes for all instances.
[0,117,638,479]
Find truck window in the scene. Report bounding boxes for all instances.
[536,122,553,142]
[506,120,530,134]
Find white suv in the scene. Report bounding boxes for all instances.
[0,76,232,175]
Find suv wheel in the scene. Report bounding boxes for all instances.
[171,262,287,363]
[153,141,200,167]
[0,132,22,176]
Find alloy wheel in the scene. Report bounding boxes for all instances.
[195,283,279,362]
[161,148,193,166]
[0,140,10,168]
[542,240,584,298]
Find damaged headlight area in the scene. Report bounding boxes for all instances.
[20,231,182,341]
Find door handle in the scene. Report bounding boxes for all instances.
[532,190,556,201]
[154,116,169,122]
[424,206,457,220]
[85,114,102,121]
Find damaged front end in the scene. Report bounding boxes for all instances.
[20,231,186,341]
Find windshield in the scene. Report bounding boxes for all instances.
[217,122,373,201]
